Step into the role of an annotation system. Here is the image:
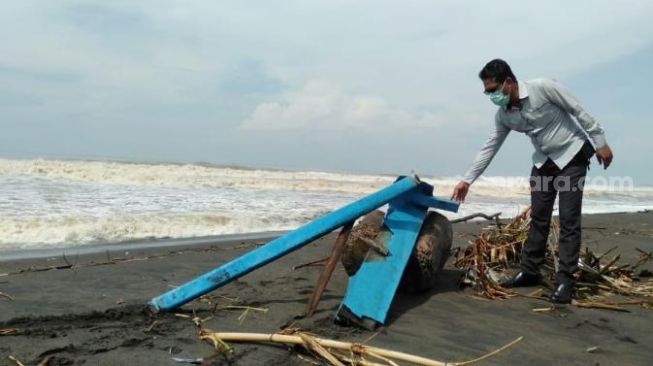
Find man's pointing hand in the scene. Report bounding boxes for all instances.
[451,181,470,202]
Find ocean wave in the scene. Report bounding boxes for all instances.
[2,158,651,198]
[1,158,651,251]
[0,158,396,194]
[0,212,306,250]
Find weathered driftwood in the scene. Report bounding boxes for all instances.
[293,257,329,270]
[341,210,385,276]
[0,328,19,336]
[400,211,453,293]
[8,355,25,366]
[450,212,502,225]
[341,210,453,293]
[305,221,354,316]
[201,330,448,365]
[199,330,523,366]
[354,235,390,257]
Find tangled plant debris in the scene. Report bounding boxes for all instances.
[177,281,523,365]
[454,207,653,310]
[198,328,522,366]
[0,328,19,336]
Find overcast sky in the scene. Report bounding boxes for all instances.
[1,1,652,184]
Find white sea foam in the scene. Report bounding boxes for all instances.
[0,158,395,194]
[0,213,293,249]
[0,158,651,251]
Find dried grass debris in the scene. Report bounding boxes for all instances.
[454,207,653,309]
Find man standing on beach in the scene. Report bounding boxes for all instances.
[451,59,613,304]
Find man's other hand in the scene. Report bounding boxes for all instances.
[596,144,613,169]
[451,181,470,202]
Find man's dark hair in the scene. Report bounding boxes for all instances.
[479,59,517,83]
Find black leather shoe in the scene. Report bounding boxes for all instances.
[501,271,540,288]
[551,282,574,304]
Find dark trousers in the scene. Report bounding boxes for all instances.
[520,141,594,284]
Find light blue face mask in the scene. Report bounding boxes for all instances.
[487,82,510,106]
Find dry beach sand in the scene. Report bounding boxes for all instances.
[1,211,652,365]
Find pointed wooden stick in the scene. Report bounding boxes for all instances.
[294,257,329,270]
[0,328,19,336]
[450,212,502,224]
[597,255,621,276]
[305,221,354,317]
[572,300,630,312]
[355,235,389,256]
[8,356,25,366]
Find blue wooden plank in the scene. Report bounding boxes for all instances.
[339,190,428,324]
[148,176,420,312]
[411,195,460,213]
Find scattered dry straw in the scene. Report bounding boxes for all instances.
[454,207,653,309]
[198,329,522,366]
[1,328,19,336]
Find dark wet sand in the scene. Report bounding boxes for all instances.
[1,211,652,366]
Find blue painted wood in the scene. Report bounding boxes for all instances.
[339,190,428,324]
[411,195,460,213]
[148,176,420,312]
[338,183,459,326]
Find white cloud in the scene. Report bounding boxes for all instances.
[241,81,447,131]
[0,1,651,179]
[2,1,651,114]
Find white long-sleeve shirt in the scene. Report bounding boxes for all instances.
[462,78,607,184]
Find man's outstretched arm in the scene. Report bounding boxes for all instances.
[452,117,510,202]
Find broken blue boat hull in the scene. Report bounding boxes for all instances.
[148,176,423,312]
